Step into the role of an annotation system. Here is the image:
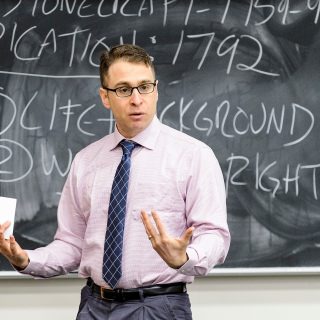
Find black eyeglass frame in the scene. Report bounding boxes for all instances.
[103,80,158,97]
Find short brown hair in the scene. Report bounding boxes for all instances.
[99,44,155,87]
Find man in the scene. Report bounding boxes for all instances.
[0,44,230,319]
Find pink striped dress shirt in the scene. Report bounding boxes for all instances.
[23,116,230,288]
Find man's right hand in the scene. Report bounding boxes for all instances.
[0,221,29,270]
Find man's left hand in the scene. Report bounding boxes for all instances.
[140,210,194,269]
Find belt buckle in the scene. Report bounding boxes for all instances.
[100,287,107,300]
[100,287,114,301]
[100,287,124,301]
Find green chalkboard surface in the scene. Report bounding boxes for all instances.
[1,0,320,272]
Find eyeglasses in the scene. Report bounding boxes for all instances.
[103,81,157,98]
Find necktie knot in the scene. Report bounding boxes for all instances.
[120,140,136,158]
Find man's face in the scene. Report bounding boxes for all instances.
[99,60,158,138]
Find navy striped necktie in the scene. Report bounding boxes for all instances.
[102,140,136,289]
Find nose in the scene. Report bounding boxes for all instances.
[129,88,142,105]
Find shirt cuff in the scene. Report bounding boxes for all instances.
[177,247,198,275]
[16,250,45,278]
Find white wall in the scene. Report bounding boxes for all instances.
[1,275,320,320]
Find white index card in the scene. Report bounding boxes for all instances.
[0,196,17,239]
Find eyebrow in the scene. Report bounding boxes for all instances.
[113,80,154,87]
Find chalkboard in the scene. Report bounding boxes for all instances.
[1,0,320,273]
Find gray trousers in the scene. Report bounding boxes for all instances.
[76,284,193,320]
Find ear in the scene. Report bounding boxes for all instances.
[155,80,159,103]
[99,87,111,110]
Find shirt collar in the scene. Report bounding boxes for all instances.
[110,116,161,150]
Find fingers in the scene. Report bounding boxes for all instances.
[0,224,14,258]
[141,210,169,240]
[8,236,29,269]
[0,220,11,232]
[151,210,167,237]
[0,221,11,242]
[140,210,157,238]
[2,221,11,229]
[9,235,19,255]
[181,226,194,244]
[0,228,28,269]
[141,210,194,244]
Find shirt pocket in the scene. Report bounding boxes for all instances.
[131,181,186,237]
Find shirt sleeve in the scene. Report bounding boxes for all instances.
[177,144,230,276]
[20,154,87,278]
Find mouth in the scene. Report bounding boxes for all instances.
[129,112,144,120]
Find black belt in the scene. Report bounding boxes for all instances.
[87,278,187,302]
